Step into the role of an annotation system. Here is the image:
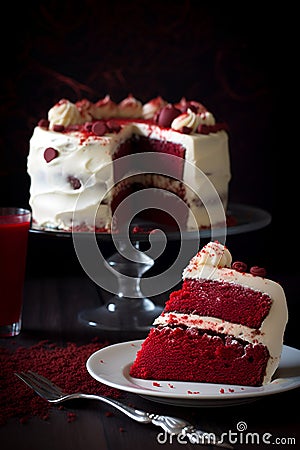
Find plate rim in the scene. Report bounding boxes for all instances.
[86,340,300,403]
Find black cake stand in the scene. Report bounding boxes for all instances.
[30,203,271,332]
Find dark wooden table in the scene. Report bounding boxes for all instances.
[1,231,300,450]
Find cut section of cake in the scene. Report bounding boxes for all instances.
[129,241,288,386]
[27,95,230,232]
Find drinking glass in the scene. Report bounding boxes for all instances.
[0,207,31,336]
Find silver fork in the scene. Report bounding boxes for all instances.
[15,371,233,448]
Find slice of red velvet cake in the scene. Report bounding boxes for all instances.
[129,241,288,387]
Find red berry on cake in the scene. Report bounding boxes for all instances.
[67,176,81,190]
[38,119,49,129]
[92,120,108,136]
[157,104,182,128]
[44,147,58,163]
[250,266,267,277]
[232,261,247,272]
[53,124,65,132]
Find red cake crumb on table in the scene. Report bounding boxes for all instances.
[0,340,122,425]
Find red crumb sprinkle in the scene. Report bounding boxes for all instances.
[167,383,174,389]
[67,412,77,423]
[187,390,200,394]
[119,427,126,433]
[228,388,235,393]
[152,382,161,387]
[219,388,225,394]
[19,416,29,425]
[0,340,122,426]
[132,226,145,233]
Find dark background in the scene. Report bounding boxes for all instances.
[0,1,293,275]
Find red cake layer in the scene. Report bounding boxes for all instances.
[111,135,188,228]
[111,181,188,230]
[129,327,269,386]
[113,135,186,181]
[164,279,272,329]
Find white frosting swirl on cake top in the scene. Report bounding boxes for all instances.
[198,111,215,125]
[48,99,82,128]
[183,241,232,275]
[92,95,118,119]
[118,94,143,118]
[171,108,200,132]
[142,96,167,119]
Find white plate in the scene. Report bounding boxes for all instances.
[86,341,300,407]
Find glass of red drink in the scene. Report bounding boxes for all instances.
[0,207,31,337]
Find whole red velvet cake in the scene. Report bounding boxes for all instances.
[129,241,288,387]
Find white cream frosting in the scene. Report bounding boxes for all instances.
[171,108,200,132]
[183,241,232,270]
[75,99,94,122]
[171,109,216,133]
[157,241,288,385]
[48,99,82,128]
[118,94,143,118]
[142,96,167,119]
[92,95,119,119]
[198,111,216,126]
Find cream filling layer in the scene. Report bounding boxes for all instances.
[153,312,280,384]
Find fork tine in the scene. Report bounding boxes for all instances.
[15,372,54,400]
[27,371,65,396]
[15,371,64,401]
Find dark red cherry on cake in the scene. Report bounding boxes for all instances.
[180,102,198,113]
[44,147,58,163]
[232,261,247,272]
[67,176,81,190]
[106,120,121,133]
[53,124,65,132]
[92,120,108,136]
[38,119,49,129]
[157,104,181,128]
[250,266,267,277]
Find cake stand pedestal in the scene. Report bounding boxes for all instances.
[78,240,163,331]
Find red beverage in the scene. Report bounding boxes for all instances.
[0,208,31,336]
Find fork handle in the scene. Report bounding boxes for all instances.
[60,393,152,424]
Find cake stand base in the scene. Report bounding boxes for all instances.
[78,296,163,331]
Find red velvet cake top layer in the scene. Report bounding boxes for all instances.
[164,278,272,329]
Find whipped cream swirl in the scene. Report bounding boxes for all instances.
[171,108,200,132]
[48,99,82,128]
[184,241,232,276]
[92,95,118,119]
[142,96,167,119]
[118,94,143,118]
